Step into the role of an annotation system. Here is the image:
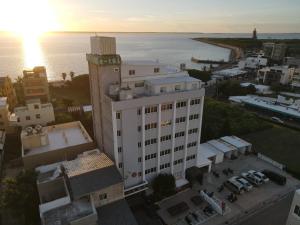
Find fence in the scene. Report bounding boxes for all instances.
[257,153,286,170]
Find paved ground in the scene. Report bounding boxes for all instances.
[156,155,300,225]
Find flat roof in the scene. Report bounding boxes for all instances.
[146,75,199,86]
[23,121,93,156]
[220,136,251,149]
[199,143,219,158]
[213,68,247,77]
[207,139,237,153]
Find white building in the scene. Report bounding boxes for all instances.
[199,143,224,164]
[207,139,238,159]
[87,36,205,196]
[14,99,55,127]
[257,66,296,85]
[212,67,248,81]
[286,189,300,225]
[239,56,268,70]
[240,82,272,95]
[220,136,252,154]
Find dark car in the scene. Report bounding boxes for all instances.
[262,169,286,185]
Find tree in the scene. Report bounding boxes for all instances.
[14,76,24,105]
[0,170,39,225]
[187,69,211,82]
[70,71,75,80]
[62,72,67,81]
[152,174,176,201]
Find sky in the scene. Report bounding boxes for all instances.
[0,0,300,33]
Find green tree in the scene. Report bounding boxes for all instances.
[152,174,176,201]
[14,76,25,105]
[0,170,39,225]
[187,69,211,82]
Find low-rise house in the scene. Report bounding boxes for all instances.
[14,99,55,127]
[207,139,238,159]
[21,121,95,169]
[257,66,295,85]
[220,136,252,154]
[36,149,138,225]
[240,82,272,95]
[199,143,224,164]
[212,68,248,81]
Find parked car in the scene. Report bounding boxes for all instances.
[262,169,286,185]
[248,170,269,183]
[241,172,263,186]
[224,177,245,194]
[233,176,253,191]
[271,117,284,124]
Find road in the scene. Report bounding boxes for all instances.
[237,192,293,225]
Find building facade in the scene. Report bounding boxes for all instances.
[257,66,295,85]
[23,66,50,102]
[263,42,287,62]
[87,36,205,195]
[0,97,17,133]
[286,189,300,225]
[14,99,55,127]
[0,76,17,110]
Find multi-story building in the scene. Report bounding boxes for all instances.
[286,189,300,225]
[0,76,17,110]
[14,99,55,127]
[23,66,50,102]
[263,42,287,62]
[0,97,17,133]
[87,36,205,196]
[257,65,295,85]
[36,149,137,225]
[21,121,95,169]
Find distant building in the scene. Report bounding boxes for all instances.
[0,97,17,133]
[252,28,257,40]
[286,189,300,225]
[239,55,268,70]
[240,82,272,94]
[14,99,55,127]
[23,66,50,102]
[36,149,138,225]
[21,121,95,169]
[212,67,248,81]
[257,65,295,85]
[87,36,205,196]
[0,76,17,110]
[263,42,287,62]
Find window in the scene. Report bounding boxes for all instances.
[187,155,196,161]
[175,85,181,91]
[117,130,121,136]
[138,142,142,148]
[160,87,167,93]
[145,167,157,174]
[154,68,160,73]
[138,126,141,132]
[189,114,199,120]
[34,104,39,109]
[114,67,120,72]
[160,135,171,142]
[294,205,300,217]
[174,159,183,165]
[118,162,123,168]
[188,128,198,134]
[138,157,142,162]
[129,70,135,75]
[118,147,122,153]
[145,123,157,130]
[116,112,121,119]
[161,103,173,111]
[145,138,157,146]
[99,193,107,200]
[161,120,172,127]
[190,98,201,105]
[145,153,157,160]
[138,172,142,177]
[176,117,186,124]
[135,82,144,87]
[160,163,171,170]
[175,131,185,138]
[145,106,157,114]
[160,149,171,156]
[187,142,197,148]
[36,114,41,119]
[174,145,184,152]
[137,108,141,115]
[26,116,30,121]
[176,101,187,108]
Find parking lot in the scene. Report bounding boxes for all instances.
[157,155,300,225]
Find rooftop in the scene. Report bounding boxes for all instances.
[207,139,237,153]
[145,75,200,86]
[22,121,93,156]
[213,67,247,77]
[221,136,251,149]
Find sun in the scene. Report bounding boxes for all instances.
[1,0,59,36]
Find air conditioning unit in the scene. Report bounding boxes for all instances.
[35,124,43,133]
[26,126,33,135]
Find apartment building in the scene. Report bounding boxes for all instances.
[257,65,295,85]
[263,42,287,62]
[87,36,205,196]
[0,76,17,110]
[21,121,95,169]
[23,66,50,102]
[14,99,55,127]
[36,149,137,225]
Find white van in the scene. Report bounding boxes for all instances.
[241,172,263,186]
[233,176,253,191]
[224,177,245,194]
[248,170,269,183]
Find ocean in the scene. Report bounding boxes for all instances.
[0,32,299,81]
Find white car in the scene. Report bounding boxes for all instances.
[248,170,269,183]
[233,176,253,191]
[241,172,263,186]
